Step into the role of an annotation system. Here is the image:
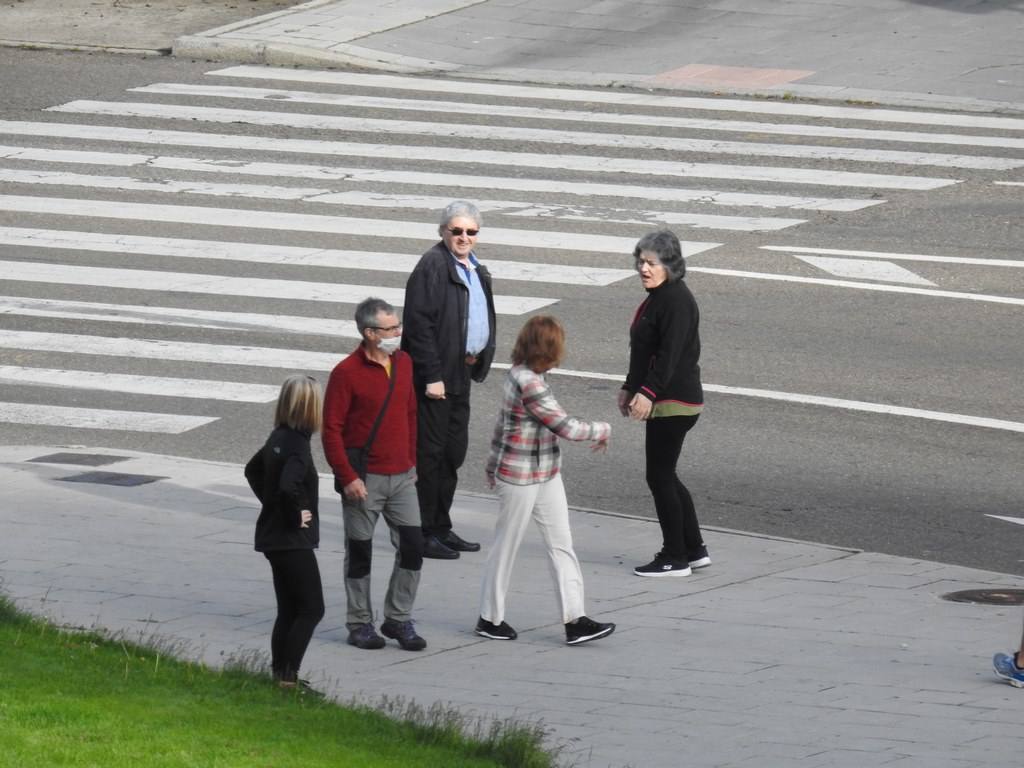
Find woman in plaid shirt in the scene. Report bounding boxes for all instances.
[476,316,616,646]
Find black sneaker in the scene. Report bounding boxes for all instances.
[688,545,712,569]
[347,622,386,650]
[633,553,692,577]
[475,617,518,640]
[565,616,615,645]
[381,618,427,651]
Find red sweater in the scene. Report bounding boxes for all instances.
[322,345,417,487]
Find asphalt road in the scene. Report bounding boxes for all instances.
[1,49,1021,574]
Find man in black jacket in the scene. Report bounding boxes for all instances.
[402,201,496,559]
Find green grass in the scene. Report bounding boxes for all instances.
[0,596,561,768]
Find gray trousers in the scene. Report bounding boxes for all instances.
[342,469,423,629]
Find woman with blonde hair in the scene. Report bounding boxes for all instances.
[245,374,326,687]
[477,316,616,646]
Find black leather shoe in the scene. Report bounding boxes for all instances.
[423,534,459,560]
[441,530,481,552]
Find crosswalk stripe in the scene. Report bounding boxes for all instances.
[760,245,1024,268]
[793,256,937,286]
[0,402,217,433]
[0,228,636,286]
[129,83,1024,169]
[0,119,936,191]
[0,330,341,371]
[42,105,960,190]
[994,181,1024,186]
[689,266,1024,306]
[0,194,686,256]
[0,259,556,315]
[0,170,803,233]
[0,295,360,337]
[0,366,279,402]
[0,144,879,212]
[209,66,1024,132]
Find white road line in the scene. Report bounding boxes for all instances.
[0,259,556,315]
[994,181,1024,186]
[303,191,804,232]
[760,245,1024,268]
[209,66,1024,132]
[0,168,327,200]
[0,366,279,402]
[0,330,342,370]
[130,83,1024,168]
[688,266,1024,306]
[0,143,877,212]
[0,402,217,433]
[0,228,635,287]
[0,194,707,257]
[0,120,919,193]
[492,364,1024,434]
[9,330,1016,434]
[794,256,936,286]
[0,170,800,233]
[0,295,361,337]
[43,104,960,190]
[986,515,1024,527]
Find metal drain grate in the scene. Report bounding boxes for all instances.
[942,589,1024,606]
[57,471,166,487]
[29,452,130,467]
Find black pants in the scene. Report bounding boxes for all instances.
[415,387,470,537]
[264,549,325,682]
[645,414,704,561]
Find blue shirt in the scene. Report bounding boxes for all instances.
[451,250,490,356]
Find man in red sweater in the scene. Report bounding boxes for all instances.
[322,298,426,651]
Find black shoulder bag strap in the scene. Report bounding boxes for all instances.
[363,355,399,460]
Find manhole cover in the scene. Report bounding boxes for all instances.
[942,589,1024,606]
[29,452,130,467]
[57,471,166,487]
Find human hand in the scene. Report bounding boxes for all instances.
[591,437,609,453]
[617,389,630,417]
[300,509,313,528]
[629,393,653,421]
[485,473,496,490]
[343,478,368,501]
[426,381,446,400]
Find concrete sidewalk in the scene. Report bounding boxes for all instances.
[171,0,1024,114]
[3,444,1022,767]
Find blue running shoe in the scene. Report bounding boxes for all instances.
[993,652,1024,687]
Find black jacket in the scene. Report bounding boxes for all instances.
[245,425,320,552]
[624,278,703,406]
[401,241,497,395]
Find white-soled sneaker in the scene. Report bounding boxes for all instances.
[688,546,712,569]
[633,553,692,578]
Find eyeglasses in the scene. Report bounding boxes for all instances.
[370,323,402,332]
[447,227,479,237]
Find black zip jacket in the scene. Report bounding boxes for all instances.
[245,425,320,552]
[401,241,497,395]
[624,278,703,406]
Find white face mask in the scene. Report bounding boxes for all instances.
[378,335,401,355]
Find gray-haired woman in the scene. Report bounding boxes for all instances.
[618,229,710,577]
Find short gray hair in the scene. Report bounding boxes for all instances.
[633,229,685,281]
[354,297,396,335]
[438,200,482,233]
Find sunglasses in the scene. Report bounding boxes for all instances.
[447,227,479,237]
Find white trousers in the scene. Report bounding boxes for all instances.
[479,474,586,625]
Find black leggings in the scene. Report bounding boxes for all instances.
[265,549,325,682]
[645,414,704,561]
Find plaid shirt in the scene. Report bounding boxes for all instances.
[486,365,610,486]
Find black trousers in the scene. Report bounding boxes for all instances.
[415,387,471,537]
[264,549,325,682]
[645,414,704,561]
